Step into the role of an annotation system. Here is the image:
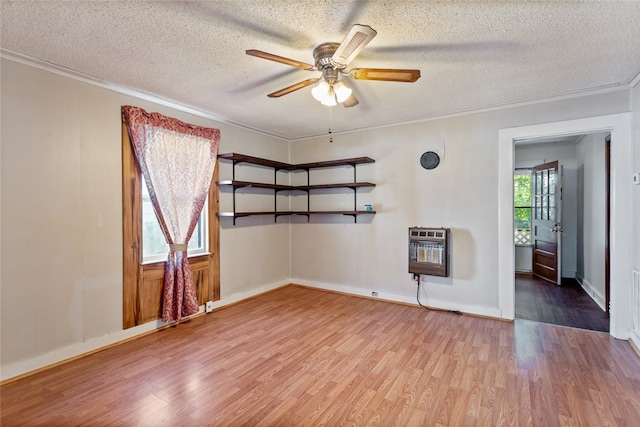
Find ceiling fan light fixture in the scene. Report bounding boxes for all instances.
[320,88,337,106]
[333,81,352,103]
[321,97,338,107]
[311,81,331,102]
[312,79,351,106]
[312,80,338,106]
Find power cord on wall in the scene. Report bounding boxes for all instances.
[413,274,462,315]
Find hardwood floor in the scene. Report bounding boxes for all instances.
[515,273,610,332]
[2,285,639,426]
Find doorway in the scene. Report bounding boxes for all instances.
[512,135,609,331]
[498,113,633,339]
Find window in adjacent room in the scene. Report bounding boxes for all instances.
[514,170,532,245]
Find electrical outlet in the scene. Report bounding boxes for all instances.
[205,301,214,313]
[371,291,378,297]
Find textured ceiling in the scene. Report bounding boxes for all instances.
[2,1,640,140]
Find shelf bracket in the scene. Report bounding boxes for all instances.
[232,161,238,223]
[343,213,358,223]
[307,168,311,219]
[352,164,358,213]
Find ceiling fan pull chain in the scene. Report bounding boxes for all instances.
[329,107,333,143]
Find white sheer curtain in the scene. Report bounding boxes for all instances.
[123,106,219,322]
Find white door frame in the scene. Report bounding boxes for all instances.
[498,113,632,339]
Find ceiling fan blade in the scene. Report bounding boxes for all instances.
[331,24,377,68]
[348,68,421,82]
[267,78,319,98]
[342,93,359,108]
[246,49,315,71]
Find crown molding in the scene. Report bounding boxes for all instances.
[290,84,630,142]
[0,49,289,142]
[2,48,634,143]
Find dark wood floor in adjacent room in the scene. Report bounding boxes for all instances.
[515,272,610,332]
[2,285,639,426]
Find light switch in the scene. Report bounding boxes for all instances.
[634,172,640,185]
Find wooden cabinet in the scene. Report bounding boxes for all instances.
[217,153,375,224]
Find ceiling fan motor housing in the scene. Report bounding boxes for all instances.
[313,42,340,70]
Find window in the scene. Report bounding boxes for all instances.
[122,119,220,328]
[514,170,532,245]
[141,176,208,263]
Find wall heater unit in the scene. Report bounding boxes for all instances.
[408,227,450,277]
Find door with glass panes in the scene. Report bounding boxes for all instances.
[532,161,562,284]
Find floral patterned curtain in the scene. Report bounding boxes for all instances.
[123,106,220,322]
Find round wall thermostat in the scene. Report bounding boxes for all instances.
[420,151,440,170]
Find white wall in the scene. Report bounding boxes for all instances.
[0,58,290,378]
[575,133,609,309]
[631,79,640,349]
[514,141,579,276]
[633,81,640,276]
[289,91,630,317]
[215,128,292,298]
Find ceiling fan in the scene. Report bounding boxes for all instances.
[246,24,421,107]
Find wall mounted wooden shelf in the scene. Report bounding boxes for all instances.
[217,153,374,171]
[217,153,376,225]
